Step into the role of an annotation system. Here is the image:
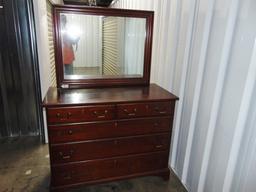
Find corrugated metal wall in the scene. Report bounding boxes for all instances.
[47,0,57,87]
[0,0,43,138]
[102,17,121,75]
[112,1,256,192]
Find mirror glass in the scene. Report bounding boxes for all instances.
[60,13,146,79]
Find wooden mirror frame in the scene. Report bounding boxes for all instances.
[53,5,154,88]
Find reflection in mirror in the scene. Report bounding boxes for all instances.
[60,13,146,79]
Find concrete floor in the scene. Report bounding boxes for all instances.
[0,137,187,192]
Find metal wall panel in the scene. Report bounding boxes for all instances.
[0,0,43,138]
[102,17,119,75]
[47,1,57,87]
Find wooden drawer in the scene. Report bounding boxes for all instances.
[48,117,173,144]
[117,101,175,119]
[47,105,115,124]
[51,151,168,187]
[50,133,170,164]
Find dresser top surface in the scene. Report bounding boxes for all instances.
[42,84,178,107]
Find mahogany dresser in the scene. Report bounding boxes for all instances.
[43,84,178,191]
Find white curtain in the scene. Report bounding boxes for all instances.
[112,0,256,192]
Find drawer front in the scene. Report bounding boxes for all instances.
[117,101,175,119]
[51,151,168,186]
[50,133,170,164]
[48,117,173,144]
[47,105,115,124]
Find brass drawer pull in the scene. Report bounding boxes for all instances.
[67,112,72,118]
[62,155,71,159]
[96,115,105,118]
[56,113,61,118]
[68,130,73,135]
[93,110,108,118]
[55,112,73,119]
[63,171,75,180]
[63,175,72,180]
[155,145,164,149]
[154,107,167,114]
[59,150,74,160]
[56,113,66,121]
[123,108,137,116]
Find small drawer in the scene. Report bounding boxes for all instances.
[148,101,175,116]
[51,151,168,187]
[117,117,173,137]
[48,117,173,144]
[48,121,115,144]
[117,101,175,119]
[50,133,170,164]
[47,105,115,124]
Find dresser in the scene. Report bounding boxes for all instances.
[43,84,178,191]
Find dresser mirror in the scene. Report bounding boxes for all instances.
[53,5,154,88]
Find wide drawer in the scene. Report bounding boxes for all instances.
[47,105,115,124]
[50,133,170,164]
[48,117,173,144]
[51,151,168,187]
[117,101,175,119]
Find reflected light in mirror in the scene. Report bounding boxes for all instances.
[65,75,82,80]
[61,25,82,41]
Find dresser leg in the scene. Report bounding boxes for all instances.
[159,169,170,181]
[162,173,170,181]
